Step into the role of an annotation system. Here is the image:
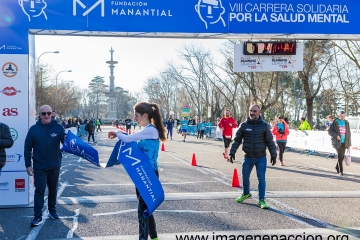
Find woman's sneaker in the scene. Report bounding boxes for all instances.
[258,199,269,209]
[236,193,252,203]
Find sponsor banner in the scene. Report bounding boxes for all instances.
[234,43,304,72]
[0,28,28,55]
[118,141,165,218]
[0,171,29,206]
[0,54,29,173]
[181,105,190,117]
[1,1,359,36]
[61,131,100,167]
[105,140,121,168]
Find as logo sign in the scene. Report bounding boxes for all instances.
[2,108,18,116]
[2,62,18,78]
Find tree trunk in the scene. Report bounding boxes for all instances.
[306,98,313,128]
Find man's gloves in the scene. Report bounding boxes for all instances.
[270,157,277,166]
[228,154,235,163]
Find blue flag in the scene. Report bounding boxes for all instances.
[61,131,100,167]
[118,141,165,218]
[106,140,121,167]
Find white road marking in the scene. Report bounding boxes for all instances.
[213,177,231,186]
[66,208,80,238]
[267,198,330,228]
[25,180,68,240]
[201,168,218,174]
[163,151,190,166]
[93,209,228,216]
[196,168,209,174]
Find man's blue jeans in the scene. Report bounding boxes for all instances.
[242,156,267,200]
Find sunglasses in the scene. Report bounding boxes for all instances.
[41,112,52,116]
[249,110,257,112]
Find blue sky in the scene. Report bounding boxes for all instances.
[35,36,226,94]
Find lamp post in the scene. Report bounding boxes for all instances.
[55,70,72,114]
[37,51,60,105]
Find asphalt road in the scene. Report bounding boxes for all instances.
[1,125,360,240]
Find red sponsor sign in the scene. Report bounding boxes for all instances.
[1,87,21,96]
[15,179,25,192]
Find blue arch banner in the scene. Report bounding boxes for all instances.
[0,0,359,35]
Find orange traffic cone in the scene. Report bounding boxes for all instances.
[191,153,197,166]
[231,168,241,187]
[161,142,165,151]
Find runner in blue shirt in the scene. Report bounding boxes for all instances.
[180,117,189,142]
[108,102,166,240]
[198,120,206,140]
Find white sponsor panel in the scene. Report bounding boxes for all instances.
[0,53,30,206]
[233,43,303,72]
[230,127,360,158]
[287,130,360,157]
[0,171,29,205]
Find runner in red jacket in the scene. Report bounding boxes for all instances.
[218,109,237,161]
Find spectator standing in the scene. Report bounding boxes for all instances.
[96,119,102,132]
[328,111,351,176]
[218,109,237,161]
[325,115,335,130]
[124,116,133,134]
[229,105,277,209]
[272,116,290,166]
[24,105,66,226]
[298,117,311,130]
[165,115,175,140]
[85,119,96,143]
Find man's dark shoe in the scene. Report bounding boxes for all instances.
[49,211,60,219]
[30,216,42,227]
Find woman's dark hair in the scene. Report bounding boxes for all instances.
[134,102,166,142]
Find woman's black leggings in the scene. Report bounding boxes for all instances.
[277,141,287,161]
[136,170,159,240]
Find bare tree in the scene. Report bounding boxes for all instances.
[297,40,332,127]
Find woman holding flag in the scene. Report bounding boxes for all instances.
[108,102,166,240]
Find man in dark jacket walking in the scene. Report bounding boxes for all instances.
[85,119,96,143]
[0,121,14,175]
[24,105,66,227]
[328,110,351,176]
[229,105,277,209]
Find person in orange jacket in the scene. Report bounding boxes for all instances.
[271,115,289,166]
[218,109,237,161]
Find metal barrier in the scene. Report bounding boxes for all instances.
[187,126,197,136]
[205,126,222,141]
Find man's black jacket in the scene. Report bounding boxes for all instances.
[230,117,277,159]
[0,122,14,169]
